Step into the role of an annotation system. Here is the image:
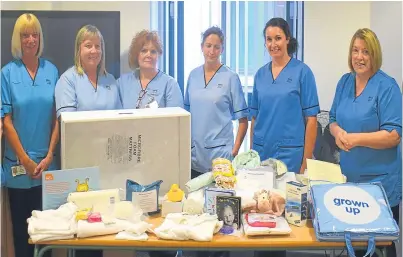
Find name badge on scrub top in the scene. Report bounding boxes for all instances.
[147,100,159,109]
[11,165,27,177]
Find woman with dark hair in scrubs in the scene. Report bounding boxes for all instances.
[1,13,59,257]
[185,26,248,257]
[250,17,320,174]
[250,17,320,257]
[329,28,401,257]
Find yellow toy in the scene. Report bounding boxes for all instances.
[212,158,236,189]
[212,158,235,177]
[167,184,185,202]
[75,208,91,221]
[75,178,90,192]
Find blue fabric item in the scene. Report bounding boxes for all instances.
[126,179,163,214]
[329,71,402,207]
[311,182,399,243]
[250,58,320,173]
[1,58,59,189]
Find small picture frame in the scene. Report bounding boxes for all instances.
[216,196,241,230]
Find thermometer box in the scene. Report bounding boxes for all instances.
[285,181,308,227]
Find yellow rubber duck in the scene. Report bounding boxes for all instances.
[167,184,184,202]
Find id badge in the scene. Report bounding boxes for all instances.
[147,100,159,109]
[11,165,27,177]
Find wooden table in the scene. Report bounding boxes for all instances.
[31,217,392,257]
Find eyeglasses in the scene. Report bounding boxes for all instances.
[136,89,147,109]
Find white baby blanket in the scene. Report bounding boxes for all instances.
[153,213,223,241]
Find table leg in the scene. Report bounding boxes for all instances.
[34,245,40,257]
[375,247,388,257]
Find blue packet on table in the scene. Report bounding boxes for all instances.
[126,179,163,215]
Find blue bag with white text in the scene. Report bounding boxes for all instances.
[311,182,399,257]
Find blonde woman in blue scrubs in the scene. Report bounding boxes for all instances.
[55,24,121,257]
[1,13,59,257]
[55,25,121,118]
[330,28,401,257]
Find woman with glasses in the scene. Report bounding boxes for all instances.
[55,25,121,118]
[118,30,183,109]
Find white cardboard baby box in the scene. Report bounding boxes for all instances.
[60,107,191,196]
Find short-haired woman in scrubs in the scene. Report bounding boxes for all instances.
[118,30,183,109]
[329,28,401,257]
[250,17,320,176]
[55,25,121,118]
[185,26,249,180]
[1,13,59,257]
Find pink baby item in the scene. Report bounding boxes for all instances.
[87,212,102,223]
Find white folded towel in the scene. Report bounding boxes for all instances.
[115,231,148,241]
[30,234,75,243]
[32,202,78,220]
[27,216,76,234]
[77,219,127,238]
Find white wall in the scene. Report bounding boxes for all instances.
[304,1,371,111]
[1,1,150,74]
[305,1,403,111]
[370,1,402,87]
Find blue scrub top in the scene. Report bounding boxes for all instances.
[1,107,4,187]
[250,58,320,173]
[55,66,122,117]
[1,58,59,189]
[184,64,249,173]
[118,70,184,109]
[329,71,402,207]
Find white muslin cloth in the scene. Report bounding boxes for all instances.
[31,202,78,220]
[77,219,152,238]
[153,213,223,241]
[115,231,148,241]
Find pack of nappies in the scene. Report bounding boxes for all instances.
[311,182,399,257]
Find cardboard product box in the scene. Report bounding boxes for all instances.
[60,107,191,196]
[161,198,184,217]
[285,181,308,227]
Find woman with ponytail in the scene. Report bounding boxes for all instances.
[250,17,320,176]
[250,17,320,257]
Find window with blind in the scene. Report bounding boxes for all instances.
[151,1,304,153]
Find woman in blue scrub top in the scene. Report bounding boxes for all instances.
[118,30,183,109]
[185,26,248,257]
[55,25,121,118]
[185,26,249,180]
[329,28,401,257]
[250,18,320,175]
[1,13,59,257]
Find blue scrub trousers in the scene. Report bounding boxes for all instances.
[8,186,51,257]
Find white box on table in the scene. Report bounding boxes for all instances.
[285,181,308,227]
[60,107,191,197]
[161,198,184,217]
